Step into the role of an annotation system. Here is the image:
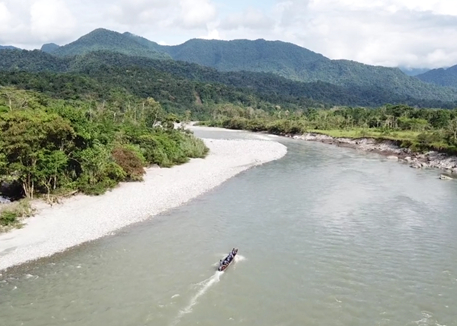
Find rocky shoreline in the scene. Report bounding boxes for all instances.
[288,132,457,175]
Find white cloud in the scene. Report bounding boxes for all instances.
[219,7,275,31]
[200,28,220,40]
[30,0,76,42]
[108,0,172,25]
[178,0,217,28]
[267,0,457,68]
[0,0,457,68]
[0,3,13,34]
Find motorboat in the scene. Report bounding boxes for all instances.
[218,248,238,271]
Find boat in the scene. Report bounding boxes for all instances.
[218,248,238,271]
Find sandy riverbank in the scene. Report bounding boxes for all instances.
[0,138,287,272]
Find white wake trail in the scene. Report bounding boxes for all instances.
[170,271,223,326]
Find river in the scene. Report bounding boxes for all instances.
[1,128,457,326]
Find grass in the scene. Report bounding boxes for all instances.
[0,199,34,232]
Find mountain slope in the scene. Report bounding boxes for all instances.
[0,49,71,72]
[0,45,19,50]
[33,29,457,104]
[41,43,60,53]
[156,38,452,101]
[51,28,171,60]
[0,50,456,109]
[400,67,430,76]
[158,38,326,77]
[416,65,457,88]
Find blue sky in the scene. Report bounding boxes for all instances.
[1,0,457,69]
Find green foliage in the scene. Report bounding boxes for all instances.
[0,210,18,226]
[0,105,75,198]
[207,105,457,155]
[0,88,209,200]
[51,28,170,60]
[153,38,457,104]
[1,50,457,112]
[0,199,33,230]
[417,65,457,88]
[112,146,145,181]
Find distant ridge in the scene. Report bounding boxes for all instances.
[41,43,60,53]
[416,65,457,88]
[0,45,19,50]
[0,27,449,106]
[52,28,171,60]
[1,49,457,108]
[400,67,430,76]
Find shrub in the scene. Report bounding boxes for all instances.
[0,210,18,226]
[0,199,33,230]
[112,146,145,181]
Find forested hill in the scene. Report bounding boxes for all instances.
[0,49,72,71]
[49,28,170,60]
[416,65,457,88]
[1,50,456,109]
[38,29,457,105]
[158,38,326,74]
[157,38,450,101]
[41,43,60,53]
[0,45,19,50]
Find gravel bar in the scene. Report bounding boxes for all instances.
[0,138,287,271]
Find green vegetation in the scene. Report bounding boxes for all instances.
[51,28,170,60]
[151,38,457,103]
[4,28,457,106]
[416,65,457,88]
[0,200,33,231]
[0,87,208,202]
[202,105,457,155]
[2,28,457,225]
[1,50,456,112]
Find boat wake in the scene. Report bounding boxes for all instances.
[234,254,246,262]
[170,271,223,326]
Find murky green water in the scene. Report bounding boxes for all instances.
[1,129,457,326]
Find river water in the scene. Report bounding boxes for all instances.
[1,128,457,326]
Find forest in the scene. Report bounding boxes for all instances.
[201,104,457,155]
[0,87,207,228]
[1,50,457,110]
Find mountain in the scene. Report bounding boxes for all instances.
[0,50,456,109]
[41,43,60,53]
[28,28,457,105]
[416,65,457,88]
[51,28,171,60]
[157,38,326,77]
[155,38,452,102]
[0,49,71,72]
[399,67,430,76]
[0,45,19,50]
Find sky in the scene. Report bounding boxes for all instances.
[1,0,457,69]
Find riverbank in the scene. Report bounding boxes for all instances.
[0,138,287,272]
[289,132,457,173]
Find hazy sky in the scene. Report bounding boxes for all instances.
[1,0,456,69]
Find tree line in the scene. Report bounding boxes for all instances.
[0,87,208,202]
[202,104,457,154]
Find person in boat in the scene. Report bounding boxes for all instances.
[223,252,233,265]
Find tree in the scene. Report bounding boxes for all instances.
[446,118,457,145]
[0,110,75,198]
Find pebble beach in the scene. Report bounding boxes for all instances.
[0,138,287,271]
